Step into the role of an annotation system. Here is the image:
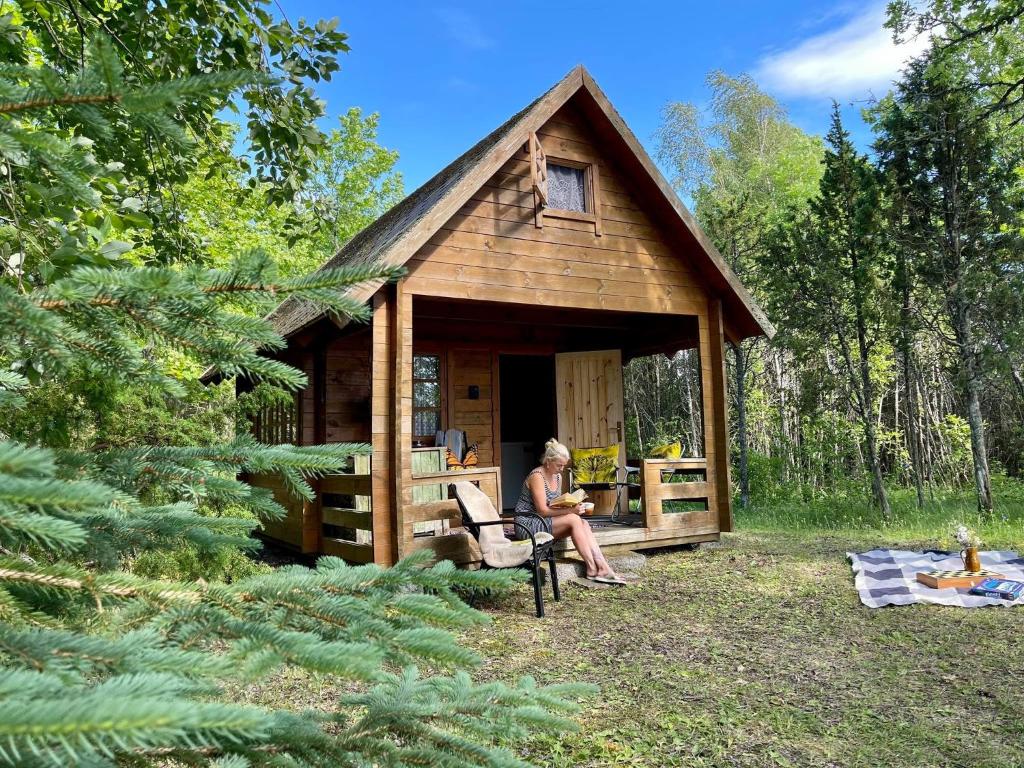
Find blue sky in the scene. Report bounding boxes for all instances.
[278,1,929,192]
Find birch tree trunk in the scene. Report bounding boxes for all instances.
[897,255,926,508]
[950,289,993,511]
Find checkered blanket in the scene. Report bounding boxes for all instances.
[847,549,1024,608]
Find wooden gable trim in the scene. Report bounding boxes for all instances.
[529,130,547,229]
[340,69,586,314]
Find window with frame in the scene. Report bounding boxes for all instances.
[546,161,588,213]
[413,354,442,442]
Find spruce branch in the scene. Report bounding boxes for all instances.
[0,27,589,767]
[0,91,123,115]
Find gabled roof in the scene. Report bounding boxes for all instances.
[269,66,774,342]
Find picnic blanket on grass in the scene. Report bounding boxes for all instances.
[848,549,1024,608]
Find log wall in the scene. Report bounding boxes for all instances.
[404,102,710,317]
[324,330,372,444]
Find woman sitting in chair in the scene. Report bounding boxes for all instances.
[514,438,625,584]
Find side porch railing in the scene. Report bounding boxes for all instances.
[318,467,374,563]
[246,457,375,561]
[637,457,717,534]
[314,461,502,566]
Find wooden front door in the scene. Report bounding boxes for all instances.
[555,350,627,514]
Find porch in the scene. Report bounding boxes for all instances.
[248,288,732,565]
[294,454,720,567]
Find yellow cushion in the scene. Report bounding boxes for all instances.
[571,445,619,484]
[649,441,682,459]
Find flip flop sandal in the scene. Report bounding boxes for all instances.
[592,574,627,585]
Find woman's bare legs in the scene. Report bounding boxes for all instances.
[550,514,598,574]
[550,514,615,577]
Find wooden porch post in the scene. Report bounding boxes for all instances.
[391,281,414,559]
[306,343,326,553]
[706,298,733,532]
[697,307,721,532]
[371,290,397,565]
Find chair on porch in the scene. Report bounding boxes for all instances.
[568,445,637,522]
[449,480,560,618]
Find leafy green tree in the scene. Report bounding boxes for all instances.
[174,125,325,281]
[656,72,822,506]
[887,0,1024,123]
[0,35,589,768]
[303,107,405,253]
[765,107,894,518]
[177,109,403,282]
[872,45,1019,512]
[7,0,352,267]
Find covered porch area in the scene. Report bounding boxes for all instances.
[277,288,733,566]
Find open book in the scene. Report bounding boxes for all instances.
[549,489,588,509]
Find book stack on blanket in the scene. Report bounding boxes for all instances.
[915,569,1004,589]
[969,578,1024,601]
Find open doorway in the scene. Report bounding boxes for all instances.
[498,354,556,510]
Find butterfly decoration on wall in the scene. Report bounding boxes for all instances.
[445,443,479,471]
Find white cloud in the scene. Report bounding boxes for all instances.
[755,5,931,99]
[436,8,494,50]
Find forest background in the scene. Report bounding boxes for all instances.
[627,1,1024,536]
[6,2,1022,543]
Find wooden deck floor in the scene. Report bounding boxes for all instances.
[553,516,719,558]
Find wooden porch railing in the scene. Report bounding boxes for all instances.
[259,456,721,561]
[256,461,502,566]
[318,465,374,563]
[638,458,717,534]
[247,472,317,553]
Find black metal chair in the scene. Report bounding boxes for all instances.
[568,464,639,522]
[449,481,560,617]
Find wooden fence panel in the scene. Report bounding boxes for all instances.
[639,458,716,533]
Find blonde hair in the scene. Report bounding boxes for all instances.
[541,438,570,464]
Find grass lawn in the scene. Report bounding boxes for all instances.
[239,484,1024,767]
[465,528,1024,768]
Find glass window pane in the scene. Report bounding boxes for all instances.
[547,163,587,212]
[413,355,439,380]
[414,410,440,437]
[414,381,440,408]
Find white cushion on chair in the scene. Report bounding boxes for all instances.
[483,541,533,568]
[452,481,506,553]
[453,481,553,569]
[482,532,553,568]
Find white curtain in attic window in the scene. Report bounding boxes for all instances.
[547,163,586,212]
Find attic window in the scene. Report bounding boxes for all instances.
[546,162,587,212]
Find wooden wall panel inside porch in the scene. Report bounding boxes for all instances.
[447,349,496,466]
[324,330,371,444]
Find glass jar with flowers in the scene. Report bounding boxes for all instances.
[953,524,983,571]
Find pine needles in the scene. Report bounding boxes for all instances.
[0,33,592,767]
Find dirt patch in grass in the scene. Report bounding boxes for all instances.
[463,531,1024,767]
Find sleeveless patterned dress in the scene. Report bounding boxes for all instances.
[513,467,558,538]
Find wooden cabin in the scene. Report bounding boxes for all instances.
[245,66,773,566]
